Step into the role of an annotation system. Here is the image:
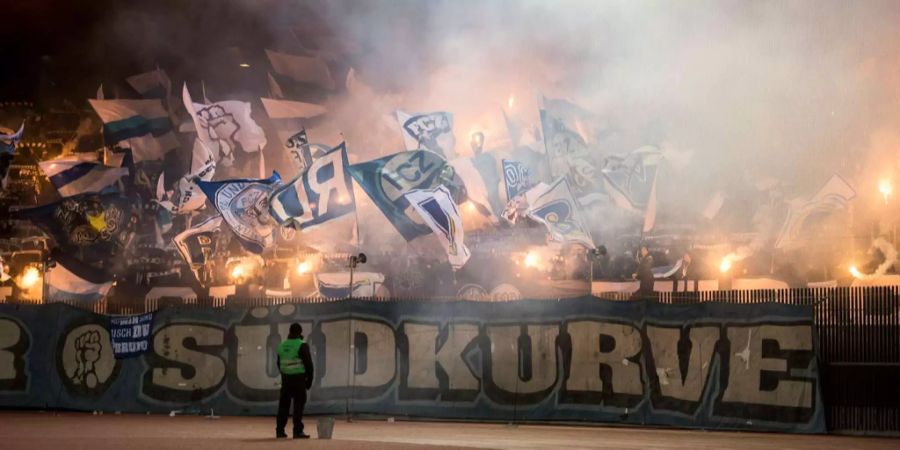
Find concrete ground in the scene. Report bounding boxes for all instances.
[0,411,897,450]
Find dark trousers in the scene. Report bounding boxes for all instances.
[276,374,307,434]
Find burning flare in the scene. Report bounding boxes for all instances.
[17,266,40,289]
[879,179,892,204]
[297,260,311,275]
[524,251,539,268]
[849,265,863,279]
[719,257,733,274]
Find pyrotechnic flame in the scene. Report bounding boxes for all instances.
[507,95,515,109]
[719,257,732,273]
[297,260,311,275]
[849,265,863,279]
[524,252,539,268]
[231,264,248,281]
[17,266,40,289]
[879,179,892,204]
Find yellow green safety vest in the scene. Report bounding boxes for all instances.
[277,338,306,375]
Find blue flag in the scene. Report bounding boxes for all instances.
[397,111,456,159]
[268,142,355,230]
[16,193,135,254]
[502,159,531,201]
[0,123,24,155]
[45,251,114,302]
[109,313,154,359]
[348,150,455,241]
[599,146,662,211]
[197,172,281,254]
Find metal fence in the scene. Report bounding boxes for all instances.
[21,285,900,435]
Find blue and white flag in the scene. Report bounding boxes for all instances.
[109,313,154,359]
[126,68,171,99]
[45,252,114,302]
[88,99,177,162]
[502,159,531,201]
[197,172,281,254]
[775,174,856,249]
[600,145,662,211]
[182,84,267,167]
[269,142,355,230]
[396,110,456,159]
[38,154,128,197]
[0,122,24,155]
[526,177,594,248]
[158,141,216,215]
[315,272,384,298]
[348,150,456,241]
[405,185,470,270]
[284,128,313,173]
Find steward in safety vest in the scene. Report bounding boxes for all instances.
[275,323,314,439]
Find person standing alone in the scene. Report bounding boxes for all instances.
[276,323,314,439]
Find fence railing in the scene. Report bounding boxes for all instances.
[8,286,900,435]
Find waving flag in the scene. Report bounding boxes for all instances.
[38,154,128,197]
[174,215,222,282]
[600,146,662,211]
[182,84,267,167]
[261,98,327,119]
[88,99,177,162]
[0,122,24,155]
[16,193,134,253]
[405,186,470,270]
[197,172,281,254]
[396,110,456,159]
[450,153,502,220]
[269,142,355,230]
[45,252,114,302]
[539,108,604,203]
[349,150,455,241]
[266,49,335,90]
[126,68,172,99]
[158,140,216,215]
[775,174,856,249]
[526,178,594,248]
[502,159,531,201]
[315,272,384,298]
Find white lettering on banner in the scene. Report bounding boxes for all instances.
[566,321,643,396]
[151,324,225,391]
[722,325,815,408]
[404,323,480,391]
[0,318,24,381]
[306,149,350,218]
[487,324,559,394]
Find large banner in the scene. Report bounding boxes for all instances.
[0,298,823,433]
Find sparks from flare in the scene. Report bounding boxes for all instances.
[849,265,863,279]
[297,260,311,275]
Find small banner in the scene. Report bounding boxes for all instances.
[109,312,154,359]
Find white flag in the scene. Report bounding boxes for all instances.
[405,185,471,270]
[260,98,327,119]
[182,84,267,167]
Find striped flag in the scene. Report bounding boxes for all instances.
[46,253,114,302]
[38,154,128,197]
[405,185,471,270]
[88,99,177,162]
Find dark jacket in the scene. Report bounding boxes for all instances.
[636,255,654,294]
